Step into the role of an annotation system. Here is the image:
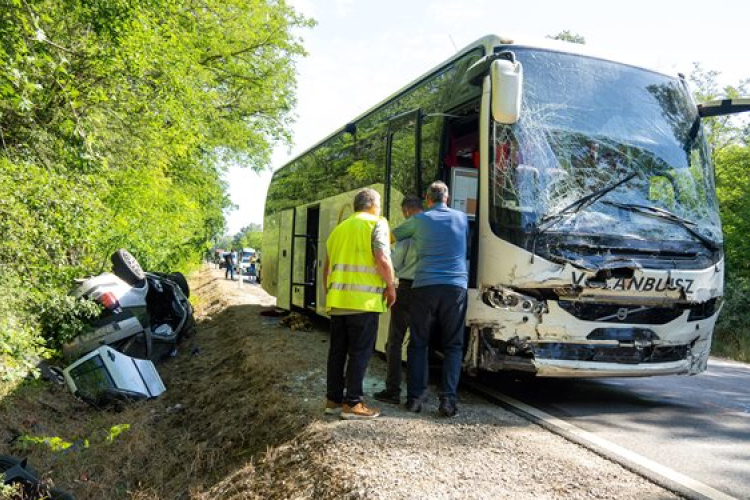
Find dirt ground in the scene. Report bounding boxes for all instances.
[0,266,680,499]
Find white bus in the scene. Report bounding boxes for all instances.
[262,34,750,378]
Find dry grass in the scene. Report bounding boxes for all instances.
[0,268,334,499]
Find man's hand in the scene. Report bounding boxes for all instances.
[384,283,397,308]
[373,248,396,308]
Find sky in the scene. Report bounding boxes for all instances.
[225,0,750,233]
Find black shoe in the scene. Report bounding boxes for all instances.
[405,399,422,413]
[374,389,400,405]
[438,399,458,418]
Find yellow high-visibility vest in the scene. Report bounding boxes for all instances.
[326,211,387,313]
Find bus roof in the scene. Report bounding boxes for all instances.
[272,34,679,174]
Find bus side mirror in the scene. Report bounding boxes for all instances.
[491,59,523,124]
[698,97,750,117]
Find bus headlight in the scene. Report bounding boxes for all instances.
[482,286,544,314]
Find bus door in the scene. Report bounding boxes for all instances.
[292,205,320,310]
[442,111,480,287]
[276,208,295,310]
[375,109,422,353]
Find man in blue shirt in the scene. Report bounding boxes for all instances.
[392,181,468,417]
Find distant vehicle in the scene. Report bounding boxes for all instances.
[262,34,750,379]
[239,247,257,275]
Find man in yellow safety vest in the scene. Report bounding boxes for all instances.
[323,188,397,420]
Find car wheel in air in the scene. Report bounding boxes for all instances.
[110,249,146,286]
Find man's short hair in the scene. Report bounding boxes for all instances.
[353,188,380,212]
[425,181,449,203]
[401,195,423,212]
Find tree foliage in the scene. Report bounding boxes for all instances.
[688,65,750,359]
[687,65,750,278]
[0,0,312,378]
[689,63,750,154]
[233,223,263,252]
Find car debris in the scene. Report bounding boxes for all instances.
[63,346,166,408]
[1,455,75,500]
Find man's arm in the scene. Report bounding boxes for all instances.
[392,216,417,241]
[391,239,407,274]
[374,249,396,308]
[372,220,396,308]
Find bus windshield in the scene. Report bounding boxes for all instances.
[490,48,722,260]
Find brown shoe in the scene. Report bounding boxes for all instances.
[340,402,380,420]
[324,399,342,415]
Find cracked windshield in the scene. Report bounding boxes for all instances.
[491,48,722,252]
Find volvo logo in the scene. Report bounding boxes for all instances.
[616,308,629,321]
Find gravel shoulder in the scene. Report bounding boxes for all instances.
[204,267,680,500]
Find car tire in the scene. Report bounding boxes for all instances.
[0,455,74,500]
[168,272,190,299]
[111,249,146,286]
[0,455,38,477]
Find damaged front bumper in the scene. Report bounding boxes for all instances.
[464,281,717,378]
[464,326,709,377]
[531,358,691,377]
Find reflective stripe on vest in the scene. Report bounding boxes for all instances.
[330,283,386,294]
[326,211,387,313]
[332,264,379,274]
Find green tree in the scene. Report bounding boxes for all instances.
[0,0,313,377]
[687,65,750,360]
[688,64,750,277]
[714,146,750,277]
[689,63,750,155]
[233,223,263,252]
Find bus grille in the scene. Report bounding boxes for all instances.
[558,301,682,325]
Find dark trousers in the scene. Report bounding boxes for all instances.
[407,285,468,403]
[327,312,379,406]
[384,281,413,393]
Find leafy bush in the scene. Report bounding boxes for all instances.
[36,293,103,350]
[713,275,750,361]
[0,269,48,382]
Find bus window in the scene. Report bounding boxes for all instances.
[388,122,418,223]
[420,114,442,194]
[386,111,420,223]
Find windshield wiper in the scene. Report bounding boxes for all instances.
[529,172,637,262]
[537,172,638,231]
[601,201,721,251]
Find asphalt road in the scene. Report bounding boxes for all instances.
[487,359,750,499]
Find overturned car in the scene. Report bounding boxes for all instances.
[61,249,194,404]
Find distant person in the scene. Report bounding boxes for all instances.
[393,181,468,417]
[374,195,423,405]
[323,188,396,420]
[224,250,236,280]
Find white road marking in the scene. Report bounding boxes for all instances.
[483,386,739,500]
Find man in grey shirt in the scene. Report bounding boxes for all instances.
[393,181,468,417]
[374,195,423,405]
